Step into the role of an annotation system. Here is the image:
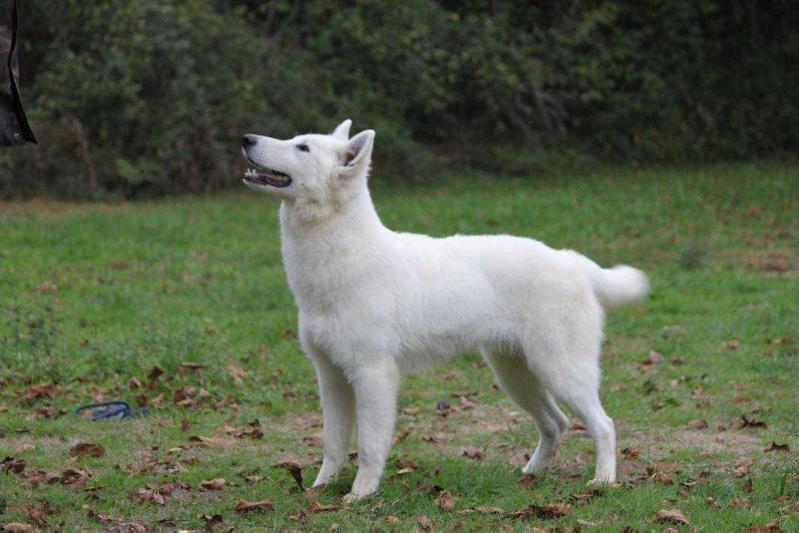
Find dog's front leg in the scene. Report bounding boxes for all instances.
[344,360,400,503]
[310,355,356,487]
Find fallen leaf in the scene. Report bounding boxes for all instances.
[26,506,48,528]
[401,407,419,415]
[386,515,399,523]
[61,468,91,486]
[147,365,164,380]
[723,339,740,350]
[686,419,709,430]
[274,455,304,490]
[461,447,484,461]
[734,457,753,477]
[227,364,248,384]
[621,447,640,459]
[764,442,790,453]
[577,518,603,527]
[728,497,750,508]
[656,509,690,525]
[131,486,167,505]
[570,419,587,431]
[301,435,323,447]
[1,457,27,474]
[2,524,33,531]
[392,429,409,444]
[435,489,457,510]
[199,478,226,490]
[235,499,274,513]
[732,415,767,430]
[84,506,122,523]
[509,503,570,519]
[69,443,105,459]
[308,501,339,513]
[476,506,503,514]
[198,513,224,529]
[520,474,537,488]
[745,518,782,532]
[416,514,433,531]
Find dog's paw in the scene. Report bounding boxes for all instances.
[342,492,362,505]
[587,475,616,486]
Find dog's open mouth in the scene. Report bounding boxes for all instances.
[243,167,292,188]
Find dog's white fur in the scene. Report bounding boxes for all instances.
[242,120,650,502]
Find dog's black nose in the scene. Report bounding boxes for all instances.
[242,134,258,148]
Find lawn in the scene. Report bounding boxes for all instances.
[0,162,797,530]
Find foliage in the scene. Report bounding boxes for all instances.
[0,1,797,197]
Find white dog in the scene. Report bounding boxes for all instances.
[241,120,649,502]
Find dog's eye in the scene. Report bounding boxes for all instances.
[297,144,310,152]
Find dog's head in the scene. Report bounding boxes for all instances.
[241,119,375,217]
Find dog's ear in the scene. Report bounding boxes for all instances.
[340,129,375,176]
[331,119,352,140]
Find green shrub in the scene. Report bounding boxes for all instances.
[1,0,796,197]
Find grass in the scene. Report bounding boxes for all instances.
[0,161,797,530]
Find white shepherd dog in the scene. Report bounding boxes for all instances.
[241,120,649,502]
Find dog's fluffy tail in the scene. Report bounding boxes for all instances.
[565,251,650,310]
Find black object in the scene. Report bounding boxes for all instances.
[74,401,151,421]
[0,0,35,146]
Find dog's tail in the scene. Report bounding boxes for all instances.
[565,251,650,310]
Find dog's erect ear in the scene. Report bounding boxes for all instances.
[341,129,375,176]
[331,119,352,140]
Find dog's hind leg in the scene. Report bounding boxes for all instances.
[482,346,569,475]
[309,354,356,487]
[523,341,616,484]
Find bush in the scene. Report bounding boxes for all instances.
[1,0,796,198]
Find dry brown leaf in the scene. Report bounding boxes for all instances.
[61,468,91,486]
[274,455,304,491]
[724,340,741,351]
[476,506,503,514]
[227,364,248,384]
[301,435,323,447]
[764,442,790,453]
[307,501,339,513]
[416,514,433,531]
[69,443,105,459]
[734,457,753,478]
[621,447,640,459]
[2,524,33,531]
[386,515,399,523]
[732,415,767,430]
[509,503,570,519]
[84,506,122,523]
[147,365,164,380]
[401,407,419,415]
[198,513,224,529]
[686,419,709,430]
[728,497,750,508]
[393,429,410,444]
[235,499,274,513]
[435,489,457,510]
[199,478,226,490]
[656,509,690,525]
[26,506,48,528]
[745,518,782,532]
[461,447,484,461]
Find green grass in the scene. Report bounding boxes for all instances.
[1,162,797,530]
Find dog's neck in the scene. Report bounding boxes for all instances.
[279,185,389,256]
